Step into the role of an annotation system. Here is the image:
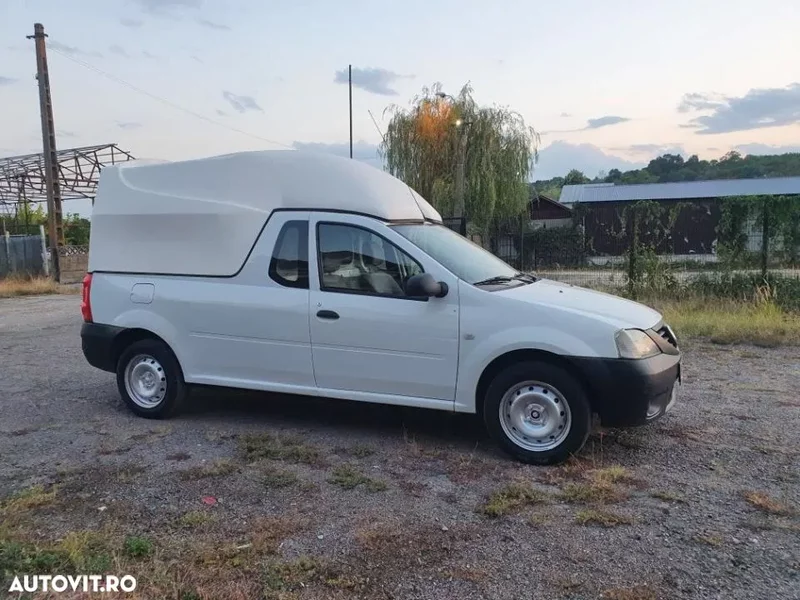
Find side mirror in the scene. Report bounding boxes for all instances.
[405,273,448,298]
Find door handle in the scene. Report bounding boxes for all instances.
[316,310,340,320]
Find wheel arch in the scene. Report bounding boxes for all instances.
[112,328,184,379]
[475,349,595,418]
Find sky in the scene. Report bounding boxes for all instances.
[2,0,800,216]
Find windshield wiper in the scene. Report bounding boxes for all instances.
[473,272,537,286]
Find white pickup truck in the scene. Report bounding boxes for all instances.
[80,150,680,464]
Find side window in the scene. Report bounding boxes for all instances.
[317,223,423,297]
[269,220,309,289]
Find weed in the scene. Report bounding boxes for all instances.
[650,490,686,503]
[328,465,387,492]
[60,531,112,571]
[179,459,238,480]
[590,465,633,485]
[743,491,792,515]
[123,536,153,558]
[179,511,217,529]
[251,515,309,554]
[0,276,79,298]
[239,433,323,465]
[1,485,57,513]
[481,482,549,517]
[575,509,633,527]
[561,482,626,504]
[262,466,300,488]
[349,443,376,458]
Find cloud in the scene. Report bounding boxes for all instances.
[142,50,159,59]
[191,55,203,63]
[559,112,572,118]
[215,109,227,117]
[585,116,630,130]
[48,40,103,58]
[292,141,383,170]
[120,18,143,28]
[117,121,143,129]
[0,76,17,86]
[131,0,201,14]
[196,18,230,30]
[222,91,263,113]
[617,143,687,159]
[533,141,645,181]
[334,67,411,96]
[679,83,800,134]
[109,45,129,58]
[735,143,800,156]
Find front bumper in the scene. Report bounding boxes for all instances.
[570,351,681,427]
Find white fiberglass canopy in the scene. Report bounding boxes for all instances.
[88,150,441,276]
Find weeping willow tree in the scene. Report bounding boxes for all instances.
[380,83,539,234]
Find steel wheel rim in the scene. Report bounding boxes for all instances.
[498,380,571,451]
[124,354,167,409]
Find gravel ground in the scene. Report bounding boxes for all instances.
[1,295,798,600]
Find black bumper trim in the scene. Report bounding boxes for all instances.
[569,352,681,427]
[81,322,125,373]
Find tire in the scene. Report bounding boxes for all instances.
[483,360,591,465]
[116,339,186,419]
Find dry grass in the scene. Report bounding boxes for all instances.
[481,481,549,517]
[179,459,238,480]
[178,510,217,529]
[0,275,79,298]
[658,298,800,346]
[1,485,58,513]
[743,491,793,515]
[575,509,633,527]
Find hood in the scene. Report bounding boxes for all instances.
[497,278,662,330]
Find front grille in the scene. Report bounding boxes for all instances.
[657,324,678,349]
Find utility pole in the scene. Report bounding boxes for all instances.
[27,22,63,282]
[348,64,353,159]
[454,125,468,219]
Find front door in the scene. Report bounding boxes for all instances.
[308,213,459,401]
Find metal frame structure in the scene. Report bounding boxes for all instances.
[0,143,135,204]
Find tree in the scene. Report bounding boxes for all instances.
[564,169,590,185]
[381,83,539,233]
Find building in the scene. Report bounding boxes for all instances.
[558,176,800,260]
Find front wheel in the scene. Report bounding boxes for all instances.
[483,360,591,465]
[116,339,186,419]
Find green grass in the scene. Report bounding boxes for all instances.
[327,465,387,492]
[179,459,238,480]
[239,433,324,465]
[574,509,633,527]
[123,535,153,558]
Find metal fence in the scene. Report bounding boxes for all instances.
[488,198,800,300]
[1,231,48,278]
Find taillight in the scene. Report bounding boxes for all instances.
[81,273,93,323]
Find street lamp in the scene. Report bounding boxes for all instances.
[436,92,470,221]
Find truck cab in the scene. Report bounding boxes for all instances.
[81,150,680,464]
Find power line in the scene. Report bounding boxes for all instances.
[48,45,294,150]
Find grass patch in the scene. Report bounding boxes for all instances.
[178,511,217,529]
[743,491,792,515]
[327,465,387,492]
[262,556,365,598]
[650,490,686,503]
[481,482,549,517]
[343,443,375,458]
[575,509,633,527]
[179,459,238,480]
[0,275,80,298]
[123,535,153,558]
[657,297,800,346]
[1,485,57,513]
[262,465,300,488]
[239,432,323,465]
[560,482,626,504]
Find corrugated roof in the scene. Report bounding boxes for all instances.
[559,176,800,204]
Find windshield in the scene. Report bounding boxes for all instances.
[392,223,523,285]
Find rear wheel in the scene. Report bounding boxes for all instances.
[116,339,186,419]
[483,360,590,465]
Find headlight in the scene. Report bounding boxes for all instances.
[615,329,660,359]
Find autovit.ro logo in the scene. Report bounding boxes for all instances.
[8,574,137,594]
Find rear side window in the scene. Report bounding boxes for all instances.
[269,220,309,289]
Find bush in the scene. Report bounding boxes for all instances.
[686,272,800,311]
